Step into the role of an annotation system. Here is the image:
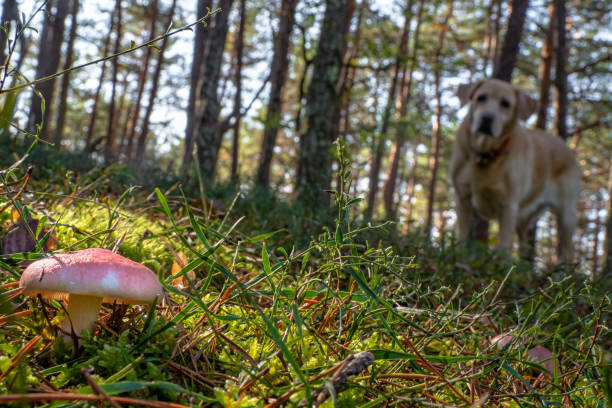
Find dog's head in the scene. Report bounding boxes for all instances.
[458,79,538,139]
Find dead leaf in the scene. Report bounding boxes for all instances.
[1,218,57,255]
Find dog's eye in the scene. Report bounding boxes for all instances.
[476,94,487,103]
[500,98,510,108]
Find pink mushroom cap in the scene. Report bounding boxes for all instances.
[20,248,162,304]
[526,345,560,375]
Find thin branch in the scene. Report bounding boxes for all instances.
[0,8,219,95]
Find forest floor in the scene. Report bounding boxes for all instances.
[0,146,610,407]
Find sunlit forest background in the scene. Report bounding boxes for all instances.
[0,0,610,406]
[2,0,611,270]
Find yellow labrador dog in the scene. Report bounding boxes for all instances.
[451,79,580,262]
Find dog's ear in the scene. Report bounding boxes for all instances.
[515,89,538,120]
[457,81,484,106]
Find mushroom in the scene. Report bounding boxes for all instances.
[20,248,162,338]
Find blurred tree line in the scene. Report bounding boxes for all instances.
[1,0,611,277]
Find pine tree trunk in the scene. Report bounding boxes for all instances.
[295,0,353,209]
[85,8,115,153]
[425,0,454,235]
[28,0,70,140]
[134,0,176,165]
[602,159,612,282]
[522,2,555,261]
[553,0,567,141]
[334,0,359,141]
[364,0,411,220]
[124,0,159,159]
[230,0,246,185]
[493,0,529,81]
[535,2,555,130]
[194,0,234,181]
[0,0,18,65]
[53,0,79,149]
[255,0,298,187]
[182,0,213,174]
[382,0,424,219]
[104,0,123,163]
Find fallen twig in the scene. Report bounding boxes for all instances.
[82,368,122,408]
[0,392,191,408]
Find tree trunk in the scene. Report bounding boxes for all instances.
[134,0,176,164]
[27,0,70,140]
[333,0,359,142]
[535,2,555,130]
[0,0,18,65]
[293,24,312,145]
[85,8,115,153]
[470,0,529,242]
[493,0,529,81]
[553,0,567,140]
[592,194,602,279]
[364,0,411,220]
[402,142,419,230]
[122,0,159,160]
[194,0,234,181]
[230,0,246,185]
[382,0,424,219]
[53,0,79,149]
[425,0,454,235]
[124,0,159,159]
[115,72,130,152]
[602,158,612,282]
[104,0,123,163]
[295,0,353,209]
[255,0,299,187]
[181,0,213,174]
[522,2,555,261]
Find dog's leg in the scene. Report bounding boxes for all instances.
[557,206,577,264]
[456,193,472,241]
[498,204,518,252]
[517,223,536,260]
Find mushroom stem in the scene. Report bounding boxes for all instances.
[61,294,103,338]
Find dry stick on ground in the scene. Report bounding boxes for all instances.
[298,351,374,407]
[0,393,190,408]
[82,368,122,408]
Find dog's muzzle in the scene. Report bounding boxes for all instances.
[477,114,495,136]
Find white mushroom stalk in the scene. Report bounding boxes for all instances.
[61,294,103,337]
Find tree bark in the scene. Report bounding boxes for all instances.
[134,0,176,164]
[255,0,298,187]
[104,0,123,163]
[85,7,115,153]
[295,0,353,208]
[230,0,246,185]
[53,0,79,149]
[181,0,213,174]
[382,0,424,219]
[425,0,454,235]
[493,0,529,81]
[124,0,159,159]
[553,0,567,140]
[0,0,18,65]
[602,158,612,282]
[535,2,555,130]
[27,0,70,140]
[364,1,412,220]
[522,2,555,261]
[194,0,234,181]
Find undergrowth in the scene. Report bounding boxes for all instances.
[0,141,609,407]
